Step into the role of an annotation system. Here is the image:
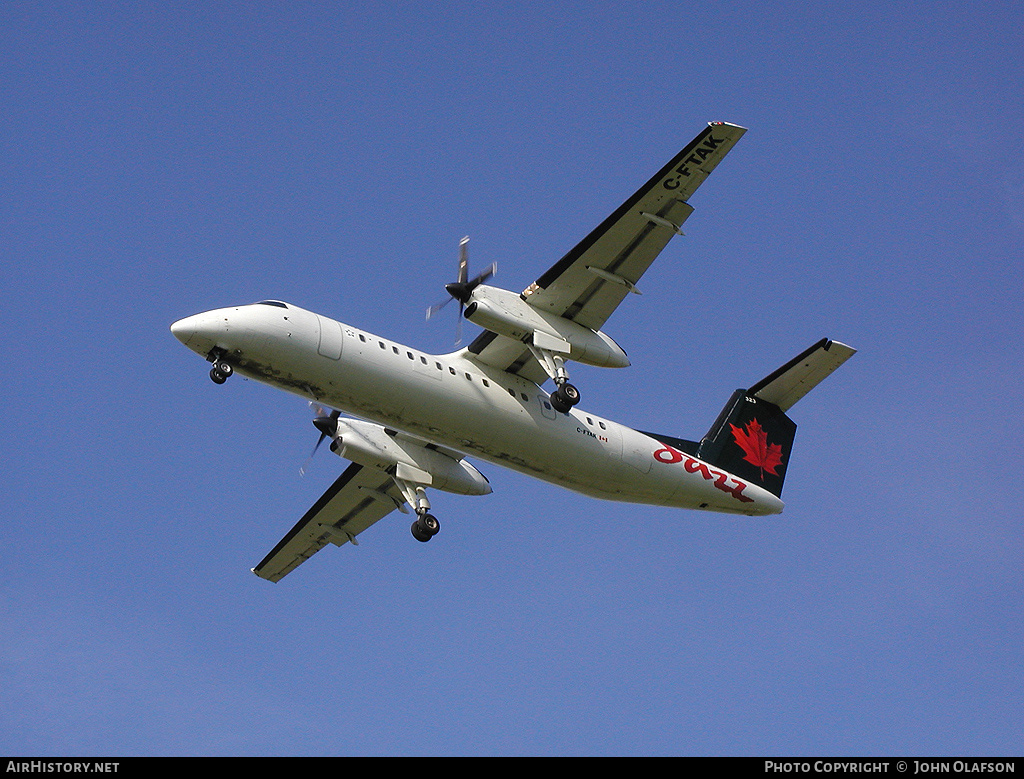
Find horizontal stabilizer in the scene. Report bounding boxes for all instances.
[748,339,857,412]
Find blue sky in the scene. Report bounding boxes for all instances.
[2,1,1022,757]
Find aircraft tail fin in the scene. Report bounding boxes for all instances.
[695,339,856,497]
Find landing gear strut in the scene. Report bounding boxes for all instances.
[527,343,581,414]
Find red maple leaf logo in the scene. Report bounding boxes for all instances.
[729,418,784,480]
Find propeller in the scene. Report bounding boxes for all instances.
[300,402,341,475]
[426,236,496,344]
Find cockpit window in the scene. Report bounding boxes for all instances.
[256,300,288,308]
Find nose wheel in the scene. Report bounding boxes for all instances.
[209,360,233,384]
[206,349,233,384]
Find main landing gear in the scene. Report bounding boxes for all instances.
[393,478,442,543]
[527,344,582,414]
[411,511,441,543]
[549,381,581,414]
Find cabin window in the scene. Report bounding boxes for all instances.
[599,421,606,430]
[520,393,529,401]
[393,346,399,355]
[482,379,490,388]
[379,341,386,349]
[450,367,457,376]
[358,334,366,342]
[436,362,442,370]
[508,388,516,397]
[420,356,427,365]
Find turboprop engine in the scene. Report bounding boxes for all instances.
[463,285,629,369]
[325,418,491,496]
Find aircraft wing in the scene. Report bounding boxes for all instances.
[252,462,404,583]
[467,121,747,382]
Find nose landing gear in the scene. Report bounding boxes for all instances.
[209,361,233,384]
[207,350,233,384]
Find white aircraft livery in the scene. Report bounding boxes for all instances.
[171,122,856,582]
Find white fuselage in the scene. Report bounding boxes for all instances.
[171,302,784,516]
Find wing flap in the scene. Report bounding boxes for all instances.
[252,463,403,583]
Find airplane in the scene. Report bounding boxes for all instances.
[171,121,856,583]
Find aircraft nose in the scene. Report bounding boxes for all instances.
[170,310,228,355]
[170,314,203,348]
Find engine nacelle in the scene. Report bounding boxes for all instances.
[463,286,629,368]
[330,420,491,496]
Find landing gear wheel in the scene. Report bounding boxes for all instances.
[558,382,580,405]
[411,513,440,543]
[419,513,440,536]
[550,393,570,414]
[552,382,580,412]
[209,360,233,384]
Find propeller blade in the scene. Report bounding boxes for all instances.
[469,261,497,287]
[427,236,496,344]
[457,235,469,284]
[299,451,318,477]
[426,295,454,320]
[300,406,340,476]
